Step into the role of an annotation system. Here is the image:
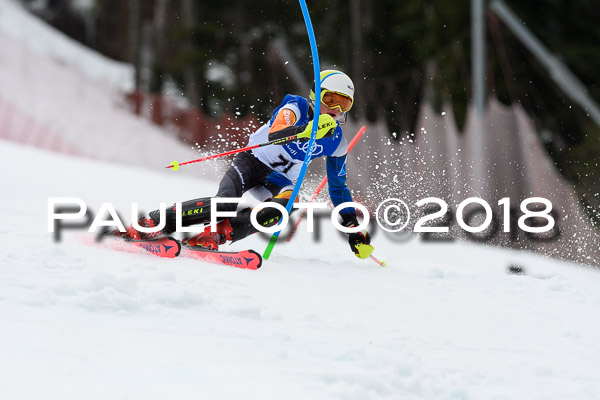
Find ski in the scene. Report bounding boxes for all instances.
[179,244,262,270]
[97,236,262,270]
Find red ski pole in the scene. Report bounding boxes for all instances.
[286,126,367,241]
[166,134,299,171]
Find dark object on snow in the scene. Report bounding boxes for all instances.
[508,264,526,275]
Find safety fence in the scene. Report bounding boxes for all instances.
[0,95,80,156]
[124,91,260,151]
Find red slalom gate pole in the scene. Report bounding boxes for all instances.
[286,126,367,242]
[166,134,299,170]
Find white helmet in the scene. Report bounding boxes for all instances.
[309,70,354,124]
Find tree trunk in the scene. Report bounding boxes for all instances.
[182,0,201,107]
[350,0,365,121]
[149,0,170,93]
[128,0,141,90]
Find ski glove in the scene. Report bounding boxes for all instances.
[343,219,373,259]
[297,114,336,140]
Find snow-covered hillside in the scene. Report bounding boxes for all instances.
[0,0,199,170]
[0,0,133,91]
[1,2,599,399]
[2,139,600,400]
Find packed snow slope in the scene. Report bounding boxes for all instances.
[0,0,199,170]
[1,139,599,400]
[0,0,133,91]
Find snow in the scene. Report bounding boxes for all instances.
[1,2,599,399]
[0,0,133,92]
[0,0,200,171]
[2,139,600,400]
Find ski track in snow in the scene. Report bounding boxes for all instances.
[2,140,600,400]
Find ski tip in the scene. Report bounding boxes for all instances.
[167,236,182,257]
[247,249,263,269]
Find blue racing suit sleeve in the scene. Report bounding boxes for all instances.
[326,154,357,223]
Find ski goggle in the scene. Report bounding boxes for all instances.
[320,90,353,113]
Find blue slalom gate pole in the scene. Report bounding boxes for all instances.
[263,0,320,259]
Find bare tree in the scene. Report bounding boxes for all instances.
[350,0,364,121]
[182,0,201,106]
[128,0,141,90]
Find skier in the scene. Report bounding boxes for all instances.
[118,70,372,259]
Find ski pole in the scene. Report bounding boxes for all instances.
[355,244,388,267]
[286,126,367,242]
[166,134,299,171]
[369,254,388,267]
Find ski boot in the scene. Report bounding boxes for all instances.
[183,219,234,251]
[113,217,164,240]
